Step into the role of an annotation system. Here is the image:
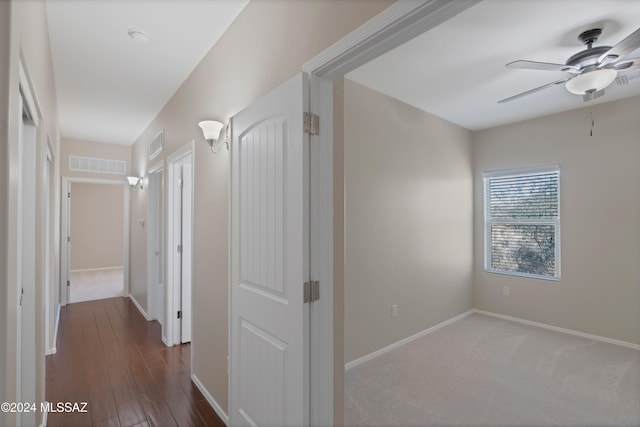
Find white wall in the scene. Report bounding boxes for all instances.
[344,79,474,363]
[473,95,640,345]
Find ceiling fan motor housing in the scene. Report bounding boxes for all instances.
[566,29,611,70]
[566,45,610,70]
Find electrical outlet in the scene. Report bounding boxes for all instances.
[503,286,510,296]
[391,304,398,318]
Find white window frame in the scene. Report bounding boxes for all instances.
[483,165,561,281]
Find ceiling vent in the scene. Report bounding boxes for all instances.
[149,131,164,161]
[69,155,126,175]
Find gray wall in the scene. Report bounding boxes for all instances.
[473,95,640,345]
[128,0,394,418]
[70,183,124,271]
[3,1,62,425]
[344,79,474,363]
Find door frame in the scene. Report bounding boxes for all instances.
[165,141,194,346]
[18,88,38,427]
[296,0,482,424]
[6,58,44,427]
[60,177,131,306]
[44,140,56,356]
[147,160,164,324]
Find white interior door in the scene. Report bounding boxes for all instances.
[230,72,309,426]
[169,151,193,345]
[148,168,164,325]
[180,159,192,343]
[170,163,183,343]
[64,180,71,305]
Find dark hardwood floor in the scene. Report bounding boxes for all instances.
[46,297,225,427]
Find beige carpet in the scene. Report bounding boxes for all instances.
[69,267,124,303]
[345,313,640,427]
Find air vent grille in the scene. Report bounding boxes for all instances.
[149,131,164,160]
[69,156,126,175]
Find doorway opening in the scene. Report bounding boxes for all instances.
[69,182,125,303]
[60,177,131,306]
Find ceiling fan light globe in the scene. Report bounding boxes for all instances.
[565,69,618,95]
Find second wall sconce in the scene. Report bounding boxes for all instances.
[198,120,229,154]
[127,176,144,190]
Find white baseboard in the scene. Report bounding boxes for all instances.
[70,266,124,273]
[345,309,475,370]
[192,373,229,425]
[473,309,640,351]
[128,294,149,321]
[46,305,61,355]
[39,410,47,427]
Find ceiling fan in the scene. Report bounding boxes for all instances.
[499,27,640,103]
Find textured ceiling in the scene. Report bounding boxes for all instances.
[46,0,248,145]
[347,0,640,131]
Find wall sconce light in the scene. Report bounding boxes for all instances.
[127,176,144,190]
[198,120,229,154]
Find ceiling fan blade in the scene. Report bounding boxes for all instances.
[598,27,640,65]
[506,60,580,73]
[498,78,569,104]
[613,57,640,70]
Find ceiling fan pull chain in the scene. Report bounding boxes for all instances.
[590,108,595,137]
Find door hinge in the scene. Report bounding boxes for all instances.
[67,236,71,243]
[177,310,182,319]
[303,280,320,303]
[177,244,182,254]
[67,280,70,287]
[67,192,71,198]
[304,112,319,135]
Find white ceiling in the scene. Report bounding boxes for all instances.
[46,0,248,145]
[347,0,640,131]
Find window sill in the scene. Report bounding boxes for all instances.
[484,269,560,282]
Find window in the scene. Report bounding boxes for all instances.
[483,167,560,280]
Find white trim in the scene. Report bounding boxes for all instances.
[38,410,47,427]
[69,266,124,273]
[192,374,229,425]
[161,334,170,347]
[345,309,640,373]
[19,57,42,126]
[303,0,480,79]
[46,305,61,356]
[473,310,640,351]
[128,294,150,321]
[345,310,474,370]
[309,75,334,426]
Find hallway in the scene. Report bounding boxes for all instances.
[46,297,224,427]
